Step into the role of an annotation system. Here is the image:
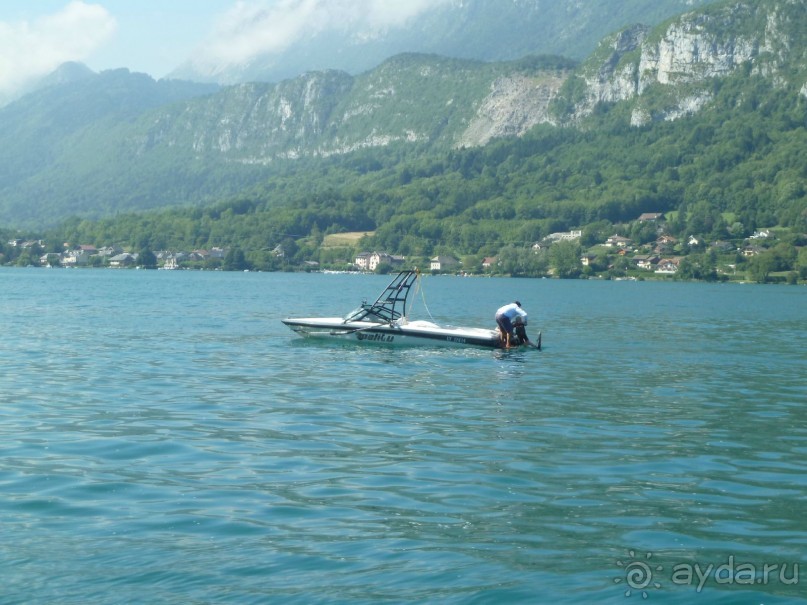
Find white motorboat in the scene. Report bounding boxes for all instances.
[282,270,541,349]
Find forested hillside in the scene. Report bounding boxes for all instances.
[0,55,573,228]
[27,67,805,281]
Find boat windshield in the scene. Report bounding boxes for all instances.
[343,306,372,322]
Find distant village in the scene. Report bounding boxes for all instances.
[350,212,787,279]
[3,243,229,269]
[3,210,800,283]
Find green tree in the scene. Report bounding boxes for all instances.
[629,220,658,245]
[607,255,632,279]
[747,252,776,283]
[223,247,249,271]
[15,249,38,267]
[770,242,797,272]
[581,220,613,247]
[686,200,718,237]
[677,253,717,281]
[549,241,582,279]
[138,248,157,269]
[798,247,807,280]
[497,246,532,277]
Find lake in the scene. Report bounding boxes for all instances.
[1,268,805,604]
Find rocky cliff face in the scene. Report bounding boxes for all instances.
[457,74,566,147]
[482,0,795,140]
[140,71,354,162]
[639,19,756,89]
[569,0,805,125]
[140,55,573,161]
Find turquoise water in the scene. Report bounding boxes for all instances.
[1,268,805,604]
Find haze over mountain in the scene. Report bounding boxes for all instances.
[170,0,718,85]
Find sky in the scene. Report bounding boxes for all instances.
[0,0,447,99]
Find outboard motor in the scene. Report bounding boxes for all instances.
[513,324,529,346]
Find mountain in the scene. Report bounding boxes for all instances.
[1,0,805,229]
[170,0,719,85]
[0,69,218,226]
[0,61,96,108]
[0,55,577,227]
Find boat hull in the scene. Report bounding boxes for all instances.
[282,318,502,348]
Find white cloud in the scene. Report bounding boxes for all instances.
[194,0,449,71]
[0,2,116,98]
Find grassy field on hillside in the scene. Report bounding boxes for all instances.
[322,232,374,248]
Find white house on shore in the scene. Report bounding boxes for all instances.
[655,258,681,274]
[354,251,404,271]
[61,247,94,266]
[430,255,459,272]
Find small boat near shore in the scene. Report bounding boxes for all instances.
[282,270,541,349]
